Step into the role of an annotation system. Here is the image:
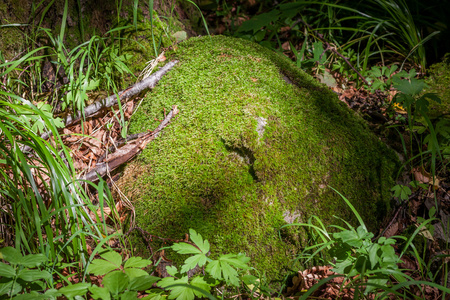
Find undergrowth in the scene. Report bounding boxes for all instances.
[0,0,449,299]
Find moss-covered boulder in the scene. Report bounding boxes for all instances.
[119,35,398,280]
[425,56,450,116]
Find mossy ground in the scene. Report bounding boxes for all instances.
[118,35,399,281]
[425,56,450,116]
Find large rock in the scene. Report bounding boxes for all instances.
[119,36,398,280]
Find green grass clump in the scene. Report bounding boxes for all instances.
[119,35,399,281]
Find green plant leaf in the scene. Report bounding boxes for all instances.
[128,275,160,291]
[124,257,152,269]
[165,266,179,277]
[89,285,111,300]
[180,254,207,274]
[332,259,353,275]
[11,291,51,299]
[333,229,363,248]
[59,283,90,299]
[121,290,138,300]
[18,269,51,281]
[190,276,211,297]
[0,281,19,297]
[20,254,47,268]
[0,262,16,277]
[238,10,280,33]
[87,258,120,276]
[171,243,201,255]
[0,247,23,265]
[370,66,382,77]
[102,270,129,295]
[393,77,425,96]
[158,276,193,300]
[241,274,258,285]
[205,254,250,287]
[380,245,398,265]
[124,267,149,279]
[205,260,222,280]
[189,229,210,254]
[368,244,380,269]
[141,290,167,300]
[43,288,61,299]
[219,261,239,286]
[219,253,251,270]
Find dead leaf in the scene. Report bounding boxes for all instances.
[384,221,399,238]
[413,167,440,189]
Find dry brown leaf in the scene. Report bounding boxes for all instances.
[384,221,399,238]
[282,41,291,51]
[413,167,440,189]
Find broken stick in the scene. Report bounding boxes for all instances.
[80,105,179,182]
[21,60,178,154]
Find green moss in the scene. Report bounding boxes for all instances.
[119,36,399,282]
[425,56,450,116]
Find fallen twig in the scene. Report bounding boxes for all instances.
[63,60,178,127]
[21,61,178,153]
[79,105,179,182]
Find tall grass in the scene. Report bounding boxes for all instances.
[0,0,131,264]
[236,0,440,73]
[306,0,440,72]
[0,94,114,265]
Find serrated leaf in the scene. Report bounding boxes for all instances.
[102,271,129,295]
[190,276,211,297]
[393,77,425,96]
[89,285,111,300]
[219,253,251,270]
[165,266,179,277]
[180,254,206,274]
[141,290,166,300]
[205,260,222,280]
[157,276,175,288]
[219,261,239,286]
[188,229,210,254]
[205,256,245,286]
[159,276,193,300]
[124,257,152,269]
[87,259,119,276]
[100,251,122,266]
[171,243,201,255]
[0,262,16,277]
[59,283,90,299]
[128,275,160,291]
[18,269,51,281]
[370,67,382,77]
[124,267,149,279]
